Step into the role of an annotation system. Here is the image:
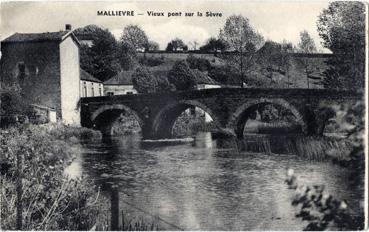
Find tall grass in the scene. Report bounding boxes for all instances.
[0,124,103,230]
[240,134,352,161]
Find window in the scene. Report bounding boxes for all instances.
[126,91,133,95]
[107,92,114,96]
[99,87,102,96]
[91,87,94,97]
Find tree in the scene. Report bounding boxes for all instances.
[199,37,226,52]
[317,2,365,90]
[298,30,317,53]
[257,41,291,87]
[132,67,157,93]
[75,25,120,81]
[189,40,199,50]
[118,42,138,70]
[167,61,196,90]
[297,30,318,88]
[220,15,264,85]
[165,38,188,52]
[145,40,159,52]
[120,25,149,51]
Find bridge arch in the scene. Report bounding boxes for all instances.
[151,100,221,139]
[91,104,143,136]
[228,98,307,138]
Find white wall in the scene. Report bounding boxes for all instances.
[104,85,137,95]
[59,36,80,125]
[80,81,103,97]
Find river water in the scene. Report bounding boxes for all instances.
[66,132,364,230]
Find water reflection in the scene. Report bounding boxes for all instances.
[68,132,363,230]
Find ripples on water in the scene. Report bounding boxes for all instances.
[67,132,364,230]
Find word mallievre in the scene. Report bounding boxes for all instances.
[97,10,222,17]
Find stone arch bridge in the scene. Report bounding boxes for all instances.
[80,88,361,139]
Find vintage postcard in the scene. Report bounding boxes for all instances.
[0,1,367,231]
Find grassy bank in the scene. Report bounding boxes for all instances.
[0,123,103,230]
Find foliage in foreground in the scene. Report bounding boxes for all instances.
[0,124,103,230]
[285,100,365,231]
[285,170,363,230]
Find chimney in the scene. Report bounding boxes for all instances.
[65,24,72,31]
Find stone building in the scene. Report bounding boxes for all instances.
[0,25,81,125]
[80,69,104,97]
[103,71,137,96]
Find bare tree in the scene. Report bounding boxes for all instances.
[189,40,199,50]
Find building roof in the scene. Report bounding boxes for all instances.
[104,71,134,85]
[2,31,80,45]
[80,69,102,83]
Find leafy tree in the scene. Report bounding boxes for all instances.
[297,30,317,53]
[165,38,188,52]
[118,42,138,70]
[145,40,160,52]
[199,37,226,52]
[75,25,120,81]
[220,15,264,85]
[296,31,318,88]
[120,25,149,51]
[167,61,196,91]
[317,2,365,90]
[132,67,157,93]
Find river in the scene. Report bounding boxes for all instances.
[66,132,364,230]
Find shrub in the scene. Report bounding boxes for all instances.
[285,169,364,230]
[167,61,196,91]
[0,124,103,230]
[186,54,212,72]
[132,67,158,93]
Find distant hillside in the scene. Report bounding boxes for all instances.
[137,51,332,88]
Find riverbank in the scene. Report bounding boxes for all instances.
[0,123,103,230]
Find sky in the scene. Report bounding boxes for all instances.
[1,1,331,51]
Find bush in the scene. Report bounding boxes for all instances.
[132,67,158,93]
[186,54,212,72]
[168,61,196,91]
[285,169,364,230]
[0,124,103,230]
